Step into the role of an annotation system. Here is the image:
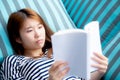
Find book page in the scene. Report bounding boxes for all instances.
[84,21,102,72]
[51,29,90,80]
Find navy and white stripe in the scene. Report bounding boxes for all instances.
[0,55,54,80]
[0,55,82,80]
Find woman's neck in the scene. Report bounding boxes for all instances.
[23,49,43,58]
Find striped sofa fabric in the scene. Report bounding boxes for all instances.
[62,0,120,80]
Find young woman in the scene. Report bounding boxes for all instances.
[0,8,108,80]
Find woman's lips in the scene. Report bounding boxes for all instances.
[36,39,44,44]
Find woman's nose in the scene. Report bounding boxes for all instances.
[34,30,40,38]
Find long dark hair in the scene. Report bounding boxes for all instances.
[7,8,54,56]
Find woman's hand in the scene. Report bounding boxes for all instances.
[91,52,108,80]
[48,61,70,80]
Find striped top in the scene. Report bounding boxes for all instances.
[0,55,82,80]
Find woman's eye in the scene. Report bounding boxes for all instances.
[38,25,43,29]
[26,30,32,33]
[38,26,42,29]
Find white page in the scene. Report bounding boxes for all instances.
[84,21,102,72]
[51,29,90,80]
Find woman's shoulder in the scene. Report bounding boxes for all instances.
[4,55,23,61]
[2,55,25,65]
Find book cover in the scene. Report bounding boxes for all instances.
[51,21,102,80]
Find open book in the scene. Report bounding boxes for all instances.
[51,21,102,80]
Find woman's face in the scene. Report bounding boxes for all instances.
[17,18,46,50]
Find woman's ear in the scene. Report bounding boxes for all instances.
[16,38,22,44]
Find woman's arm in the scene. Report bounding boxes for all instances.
[90,52,108,80]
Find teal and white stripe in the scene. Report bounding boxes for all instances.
[63,0,120,48]
[103,32,120,80]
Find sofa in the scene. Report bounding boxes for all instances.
[0,0,120,80]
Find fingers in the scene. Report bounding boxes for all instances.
[49,61,69,80]
[92,52,108,66]
[50,61,68,74]
[57,65,70,78]
[91,52,108,74]
[93,52,108,61]
[91,63,107,73]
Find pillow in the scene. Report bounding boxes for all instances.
[0,0,76,64]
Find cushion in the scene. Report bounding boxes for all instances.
[0,0,76,64]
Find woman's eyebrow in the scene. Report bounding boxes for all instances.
[25,26,33,29]
[37,23,43,25]
[25,23,43,29]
